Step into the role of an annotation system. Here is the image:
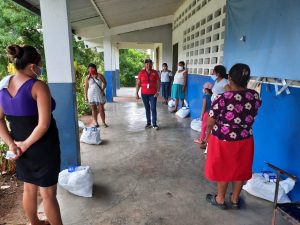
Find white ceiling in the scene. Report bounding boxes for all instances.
[15,0,185,49]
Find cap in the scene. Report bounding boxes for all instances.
[144,58,153,64]
[203,82,213,89]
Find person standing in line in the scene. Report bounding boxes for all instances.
[194,82,213,147]
[160,63,173,104]
[171,61,187,112]
[211,65,230,102]
[0,45,63,225]
[84,63,108,128]
[205,63,261,210]
[136,59,160,130]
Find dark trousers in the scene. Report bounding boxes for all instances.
[161,82,170,101]
[141,94,157,126]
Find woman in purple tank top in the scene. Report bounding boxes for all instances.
[0,45,62,225]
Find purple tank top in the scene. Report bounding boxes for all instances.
[0,78,55,116]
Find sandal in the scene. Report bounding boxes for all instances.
[194,139,204,144]
[103,123,108,128]
[229,193,240,209]
[206,194,227,210]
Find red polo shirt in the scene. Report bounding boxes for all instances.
[138,69,160,95]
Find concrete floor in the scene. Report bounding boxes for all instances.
[57,99,274,225]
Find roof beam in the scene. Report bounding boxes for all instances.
[12,0,40,15]
[90,0,110,29]
[110,15,174,36]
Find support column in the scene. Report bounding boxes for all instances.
[104,32,116,102]
[115,46,120,90]
[40,0,80,170]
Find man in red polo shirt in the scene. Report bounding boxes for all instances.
[136,59,160,130]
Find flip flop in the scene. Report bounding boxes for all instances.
[229,193,240,209]
[206,194,227,210]
[103,123,108,128]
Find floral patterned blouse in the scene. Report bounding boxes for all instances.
[209,89,262,141]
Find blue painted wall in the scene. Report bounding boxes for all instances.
[105,71,116,102]
[186,74,212,119]
[253,84,300,201]
[48,83,81,170]
[186,75,300,201]
[116,70,120,90]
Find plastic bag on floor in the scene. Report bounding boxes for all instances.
[242,173,295,203]
[80,127,101,145]
[58,166,93,197]
[176,107,190,118]
[191,118,202,132]
[168,99,175,108]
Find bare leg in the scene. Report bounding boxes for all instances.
[231,181,244,203]
[216,182,229,204]
[40,185,63,225]
[98,104,108,127]
[91,105,98,125]
[23,182,41,225]
[174,99,179,111]
[180,99,184,108]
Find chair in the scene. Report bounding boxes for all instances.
[266,163,300,225]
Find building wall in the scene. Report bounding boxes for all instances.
[172,0,226,74]
[174,0,300,201]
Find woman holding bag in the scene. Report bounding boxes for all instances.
[84,63,108,128]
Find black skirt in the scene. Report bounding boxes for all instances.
[7,115,61,187]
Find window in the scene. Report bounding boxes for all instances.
[204,69,209,74]
[220,44,224,51]
[195,31,200,37]
[201,29,206,35]
[214,22,221,30]
[223,5,226,14]
[192,25,195,31]
[196,22,200,28]
[186,52,190,57]
[213,33,220,41]
[190,42,195,48]
[191,34,195,40]
[222,18,226,27]
[206,25,212,33]
[195,50,199,55]
[198,68,203,74]
[193,68,198,74]
[190,51,194,56]
[212,45,219,53]
[205,47,211,54]
[206,36,211,43]
[214,8,222,18]
[194,59,198,64]
[211,57,218,64]
[221,31,225,39]
[199,58,204,64]
[200,39,205,45]
[201,18,206,25]
[202,0,207,7]
[200,48,204,54]
[207,14,213,22]
[195,41,199,46]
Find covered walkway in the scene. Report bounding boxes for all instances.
[57,101,273,225]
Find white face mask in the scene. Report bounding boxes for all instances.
[178,66,184,71]
[211,75,217,81]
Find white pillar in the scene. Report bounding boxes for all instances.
[104,31,116,101]
[115,46,120,90]
[40,0,80,169]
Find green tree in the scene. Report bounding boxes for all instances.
[119,49,149,87]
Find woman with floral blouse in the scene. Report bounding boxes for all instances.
[204,63,262,210]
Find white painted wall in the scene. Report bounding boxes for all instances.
[172,0,226,75]
[112,25,173,71]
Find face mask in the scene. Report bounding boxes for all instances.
[178,66,184,71]
[89,68,97,75]
[211,75,217,81]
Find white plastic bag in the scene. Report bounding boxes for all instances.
[191,118,202,132]
[168,99,175,108]
[58,166,93,197]
[80,127,101,145]
[242,173,295,203]
[176,107,190,118]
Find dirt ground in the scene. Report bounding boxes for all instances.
[0,173,27,225]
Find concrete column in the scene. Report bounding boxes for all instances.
[40,0,80,170]
[115,46,120,90]
[104,32,116,102]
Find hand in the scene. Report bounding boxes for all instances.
[14,141,30,155]
[8,143,22,160]
[154,92,159,98]
[136,94,140,100]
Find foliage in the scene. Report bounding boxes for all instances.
[119,49,149,87]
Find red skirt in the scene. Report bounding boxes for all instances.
[204,135,254,182]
